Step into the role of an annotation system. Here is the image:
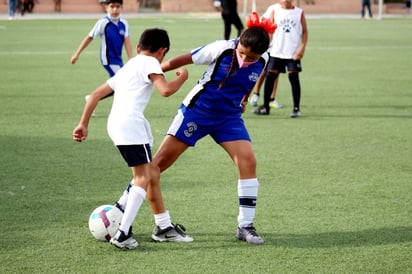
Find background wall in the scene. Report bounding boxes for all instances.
[0,0,139,14]
[0,0,407,15]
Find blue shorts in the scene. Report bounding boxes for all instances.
[104,64,122,77]
[167,105,251,147]
[267,56,302,73]
[117,144,152,167]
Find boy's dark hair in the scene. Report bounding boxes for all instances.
[105,0,123,4]
[138,28,170,53]
[239,26,270,54]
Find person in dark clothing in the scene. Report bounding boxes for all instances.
[20,0,35,16]
[361,0,373,18]
[219,0,244,40]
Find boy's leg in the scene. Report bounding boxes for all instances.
[148,136,193,242]
[110,146,150,250]
[250,70,266,106]
[269,77,284,109]
[288,72,301,118]
[115,179,134,212]
[263,70,279,112]
[110,185,145,250]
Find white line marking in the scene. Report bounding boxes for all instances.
[0,46,411,56]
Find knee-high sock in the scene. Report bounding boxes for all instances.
[263,71,279,112]
[119,185,146,235]
[238,178,259,228]
[288,72,301,110]
[117,179,134,211]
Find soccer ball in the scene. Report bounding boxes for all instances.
[88,204,123,241]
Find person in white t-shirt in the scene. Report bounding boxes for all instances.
[253,0,308,118]
[72,28,189,250]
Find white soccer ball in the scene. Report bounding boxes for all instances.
[88,204,123,241]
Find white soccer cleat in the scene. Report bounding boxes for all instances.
[151,223,193,242]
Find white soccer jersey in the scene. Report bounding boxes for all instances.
[106,55,163,146]
[263,4,303,59]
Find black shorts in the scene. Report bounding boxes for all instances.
[267,56,302,73]
[117,144,152,167]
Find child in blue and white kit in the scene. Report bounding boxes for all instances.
[71,0,133,111]
[71,0,132,77]
[152,24,274,245]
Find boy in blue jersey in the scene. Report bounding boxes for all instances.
[71,0,132,77]
[71,0,133,110]
[115,14,277,245]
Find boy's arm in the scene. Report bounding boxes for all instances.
[294,12,308,60]
[150,68,189,97]
[71,36,93,64]
[124,36,133,60]
[72,83,113,142]
[161,53,193,73]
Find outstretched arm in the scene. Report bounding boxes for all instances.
[72,83,113,142]
[71,36,93,64]
[161,53,193,73]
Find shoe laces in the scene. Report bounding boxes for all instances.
[173,223,187,236]
[243,226,259,237]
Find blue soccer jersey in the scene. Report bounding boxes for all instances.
[167,39,269,146]
[183,39,268,117]
[89,16,130,66]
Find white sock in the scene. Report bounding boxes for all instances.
[154,210,172,229]
[237,178,258,228]
[119,185,146,235]
[116,179,134,211]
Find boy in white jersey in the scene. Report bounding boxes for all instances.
[253,0,308,118]
[72,28,189,250]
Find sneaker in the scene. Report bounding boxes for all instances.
[152,223,193,242]
[85,95,96,116]
[269,99,283,109]
[236,224,264,245]
[250,93,259,107]
[290,108,301,118]
[252,105,269,115]
[110,229,138,250]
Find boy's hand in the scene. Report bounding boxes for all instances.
[176,68,189,81]
[70,54,79,64]
[72,125,88,142]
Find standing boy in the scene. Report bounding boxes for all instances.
[253,0,308,118]
[72,28,189,250]
[71,0,133,112]
[71,0,132,78]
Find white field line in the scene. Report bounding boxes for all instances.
[0,45,411,55]
[0,51,99,55]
